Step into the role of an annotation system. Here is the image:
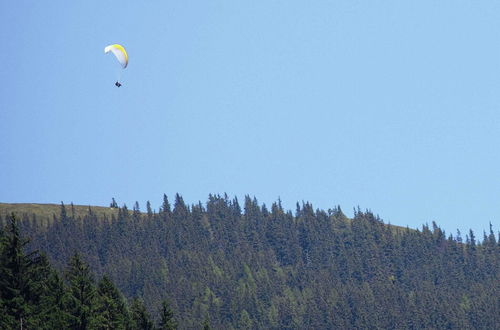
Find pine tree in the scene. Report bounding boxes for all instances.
[158,299,177,329]
[133,202,141,222]
[129,297,154,330]
[161,194,172,218]
[0,213,41,328]
[202,316,211,330]
[34,255,70,329]
[95,275,130,329]
[146,201,153,218]
[65,253,97,330]
[60,202,68,221]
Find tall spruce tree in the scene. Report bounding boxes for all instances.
[202,316,211,330]
[95,275,130,329]
[110,198,118,208]
[0,213,45,328]
[158,299,177,330]
[65,253,97,330]
[37,264,70,329]
[129,298,154,330]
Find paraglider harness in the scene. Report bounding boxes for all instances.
[115,81,122,87]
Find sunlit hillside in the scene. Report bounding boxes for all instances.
[0,202,119,226]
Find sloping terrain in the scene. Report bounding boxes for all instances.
[1,196,499,329]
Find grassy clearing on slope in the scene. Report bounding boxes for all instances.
[0,202,119,226]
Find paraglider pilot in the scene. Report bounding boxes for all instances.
[104,44,128,88]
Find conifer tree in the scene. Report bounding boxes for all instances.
[133,202,141,215]
[0,213,40,328]
[147,201,153,218]
[65,253,97,330]
[161,194,172,218]
[129,297,154,330]
[158,299,177,329]
[95,275,130,329]
[110,198,118,208]
[202,316,211,330]
[60,202,67,221]
[37,266,70,329]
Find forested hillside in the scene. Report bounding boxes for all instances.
[0,215,176,329]
[1,195,499,329]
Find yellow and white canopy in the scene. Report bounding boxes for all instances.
[104,44,128,69]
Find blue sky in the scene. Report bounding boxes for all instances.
[2,1,500,237]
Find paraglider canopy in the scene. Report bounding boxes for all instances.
[104,44,128,69]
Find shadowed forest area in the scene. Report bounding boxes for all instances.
[1,194,499,329]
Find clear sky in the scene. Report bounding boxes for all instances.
[2,1,500,237]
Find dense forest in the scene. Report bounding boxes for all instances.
[1,194,499,329]
[0,215,178,329]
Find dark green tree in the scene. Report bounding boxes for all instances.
[202,316,211,330]
[146,201,153,218]
[110,198,118,208]
[65,253,97,330]
[129,298,154,330]
[95,275,129,329]
[160,194,171,218]
[42,271,70,329]
[0,213,43,328]
[158,299,177,330]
